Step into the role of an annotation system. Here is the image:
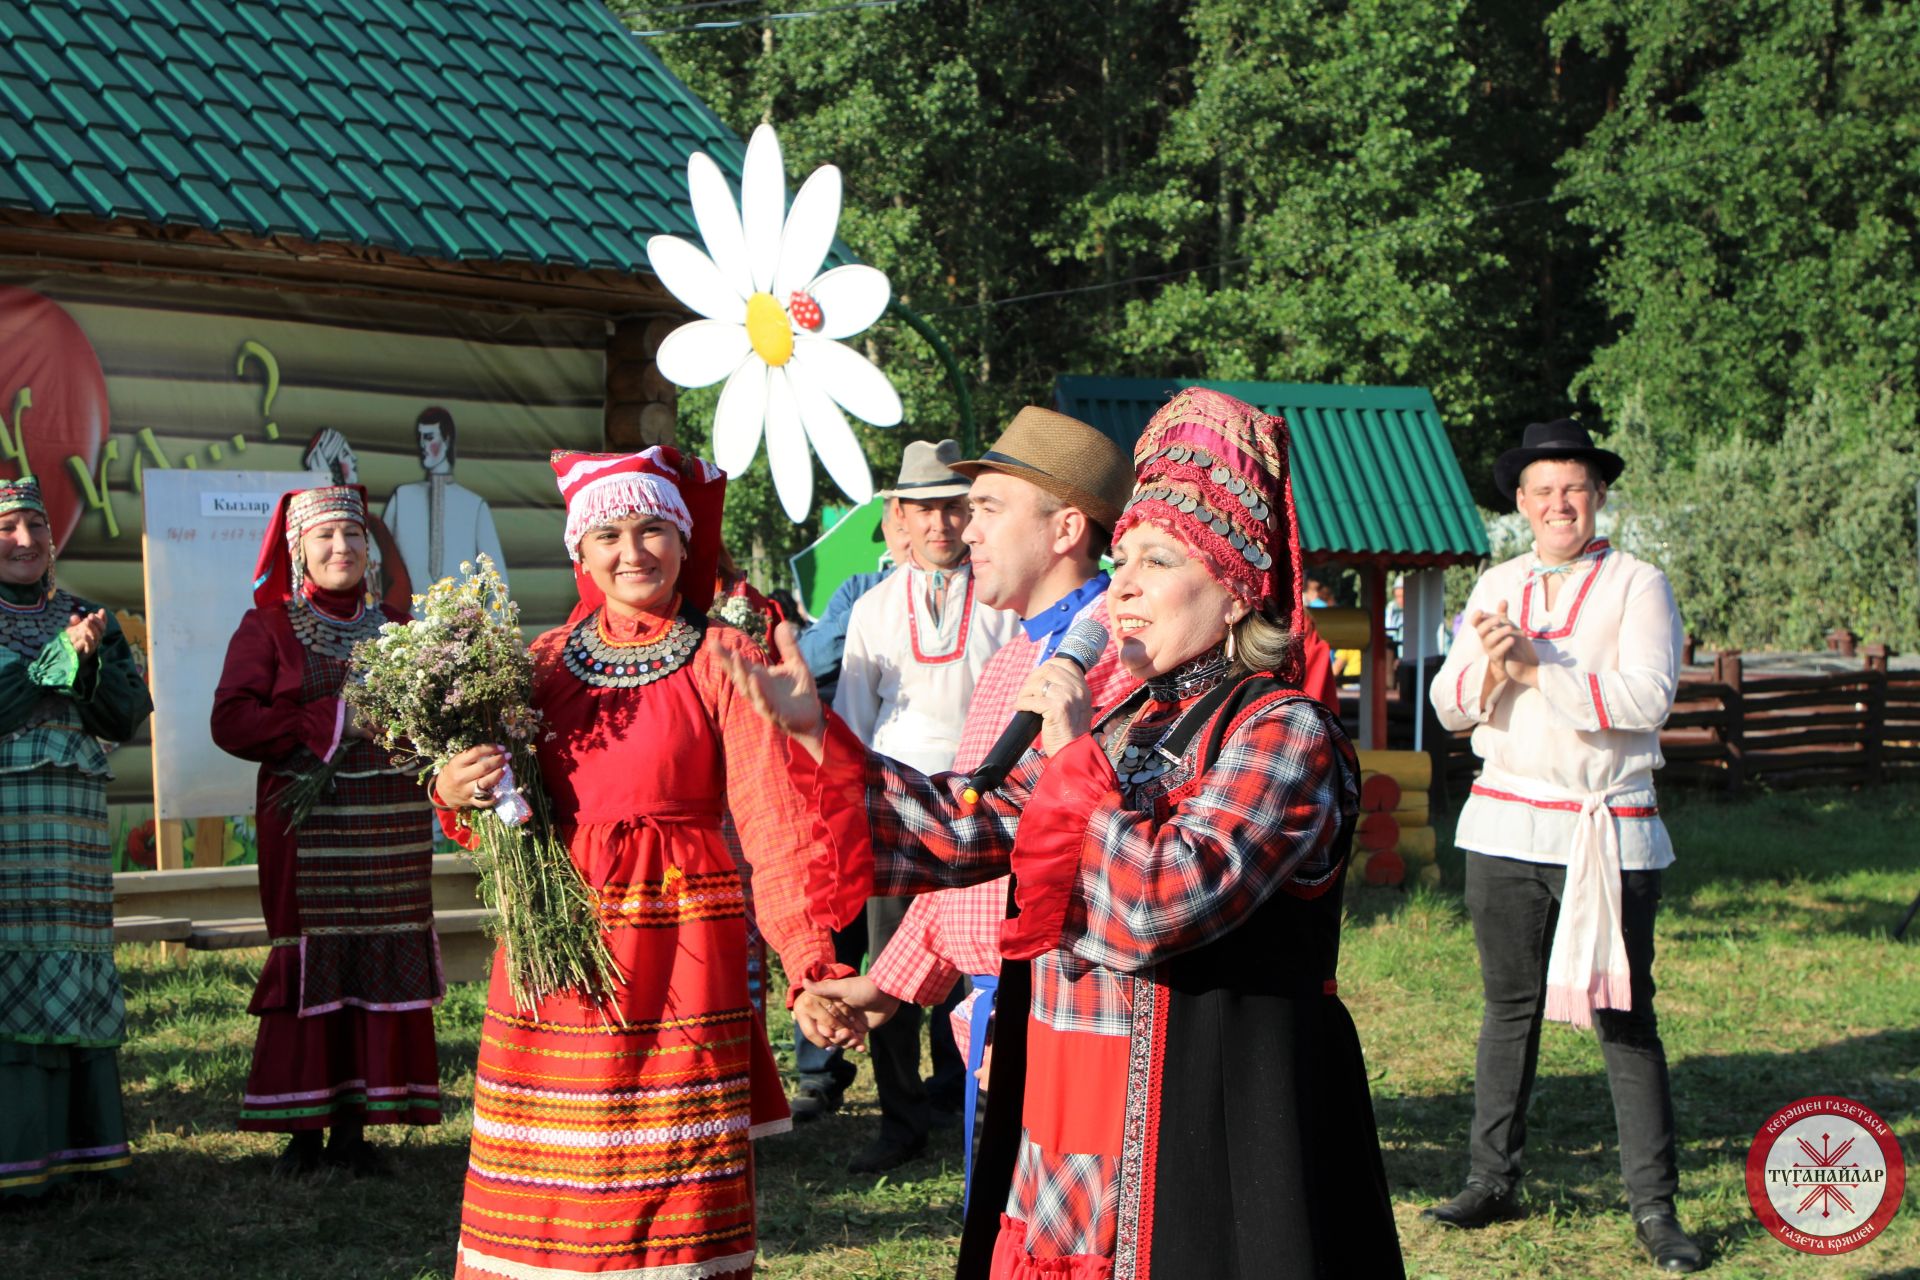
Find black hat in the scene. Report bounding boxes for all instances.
[1493,418,1624,497]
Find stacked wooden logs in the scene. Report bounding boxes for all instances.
[1350,748,1436,889]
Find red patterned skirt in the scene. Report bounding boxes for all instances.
[454,819,787,1280]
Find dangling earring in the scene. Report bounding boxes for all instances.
[40,546,56,599]
[1225,625,1237,665]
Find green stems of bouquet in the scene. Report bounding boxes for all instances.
[465,747,622,1016]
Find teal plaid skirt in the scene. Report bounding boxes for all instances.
[0,748,125,1047]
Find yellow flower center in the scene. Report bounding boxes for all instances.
[745,292,794,366]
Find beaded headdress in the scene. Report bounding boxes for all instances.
[1112,386,1306,637]
[0,477,47,518]
[252,484,369,608]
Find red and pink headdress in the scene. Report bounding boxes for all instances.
[550,446,726,618]
[251,484,369,608]
[1112,387,1306,660]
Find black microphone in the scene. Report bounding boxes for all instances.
[961,616,1110,805]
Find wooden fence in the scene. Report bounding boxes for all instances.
[1396,649,1920,808]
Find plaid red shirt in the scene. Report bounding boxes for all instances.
[866,593,1138,1004]
[810,657,1356,1261]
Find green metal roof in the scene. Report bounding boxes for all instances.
[1055,376,1488,567]
[0,0,751,274]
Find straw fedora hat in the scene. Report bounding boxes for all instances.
[949,406,1132,531]
[882,438,971,501]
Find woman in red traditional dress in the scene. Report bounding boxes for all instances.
[212,485,442,1176]
[431,448,857,1280]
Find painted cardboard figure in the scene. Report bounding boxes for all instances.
[379,407,507,614]
[302,428,411,614]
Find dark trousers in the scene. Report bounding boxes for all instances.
[1462,851,1680,1215]
[867,895,965,1146]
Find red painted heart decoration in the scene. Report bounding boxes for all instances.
[0,287,111,551]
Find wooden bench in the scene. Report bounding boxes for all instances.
[112,914,193,944]
[179,907,496,984]
[116,855,494,983]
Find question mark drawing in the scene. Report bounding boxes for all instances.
[235,340,281,442]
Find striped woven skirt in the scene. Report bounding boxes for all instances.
[454,823,788,1280]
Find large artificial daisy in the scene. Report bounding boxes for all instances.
[647,124,901,521]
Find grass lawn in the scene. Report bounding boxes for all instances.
[4,784,1916,1279]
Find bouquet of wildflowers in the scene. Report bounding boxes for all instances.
[345,556,621,1013]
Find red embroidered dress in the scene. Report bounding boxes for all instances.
[212,584,443,1132]
[449,602,843,1280]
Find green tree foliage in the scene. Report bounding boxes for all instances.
[622,0,1919,647]
[630,0,1190,580]
[1552,0,1920,457]
[1083,0,1596,495]
[1607,391,1919,649]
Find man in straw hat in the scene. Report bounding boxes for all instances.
[801,405,1140,1201]
[834,438,1021,1173]
[1427,419,1702,1272]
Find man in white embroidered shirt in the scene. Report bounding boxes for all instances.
[835,437,1020,1174]
[1425,419,1703,1275]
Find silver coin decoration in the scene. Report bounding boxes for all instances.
[287,597,386,660]
[563,610,703,689]
[0,589,75,659]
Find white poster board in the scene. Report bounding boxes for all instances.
[143,470,324,820]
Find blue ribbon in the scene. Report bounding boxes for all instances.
[961,972,998,1209]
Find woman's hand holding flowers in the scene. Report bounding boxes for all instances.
[434,743,509,810]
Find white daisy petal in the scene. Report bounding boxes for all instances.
[785,358,874,503]
[765,370,814,522]
[654,321,752,389]
[773,165,842,300]
[687,152,753,302]
[712,358,770,476]
[807,264,892,340]
[647,235,746,323]
[792,335,904,427]
[741,124,787,295]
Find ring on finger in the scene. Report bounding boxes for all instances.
[471,783,493,804]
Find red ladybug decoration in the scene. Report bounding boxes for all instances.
[787,290,824,332]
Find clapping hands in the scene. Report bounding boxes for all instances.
[64,609,107,658]
[1470,600,1540,694]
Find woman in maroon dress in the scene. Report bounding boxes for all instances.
[212,485,441,1176]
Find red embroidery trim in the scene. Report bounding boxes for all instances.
[1470,783,1657,818]
[1518,539,1610,640]
[1133,980,1169,1278]
[1456,664,1472,716]
[905,572,976,665]
[1589,673,1611,729]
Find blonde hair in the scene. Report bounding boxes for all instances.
[1230,607,1296,676]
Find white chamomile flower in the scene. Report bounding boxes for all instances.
[647,123,902,522]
